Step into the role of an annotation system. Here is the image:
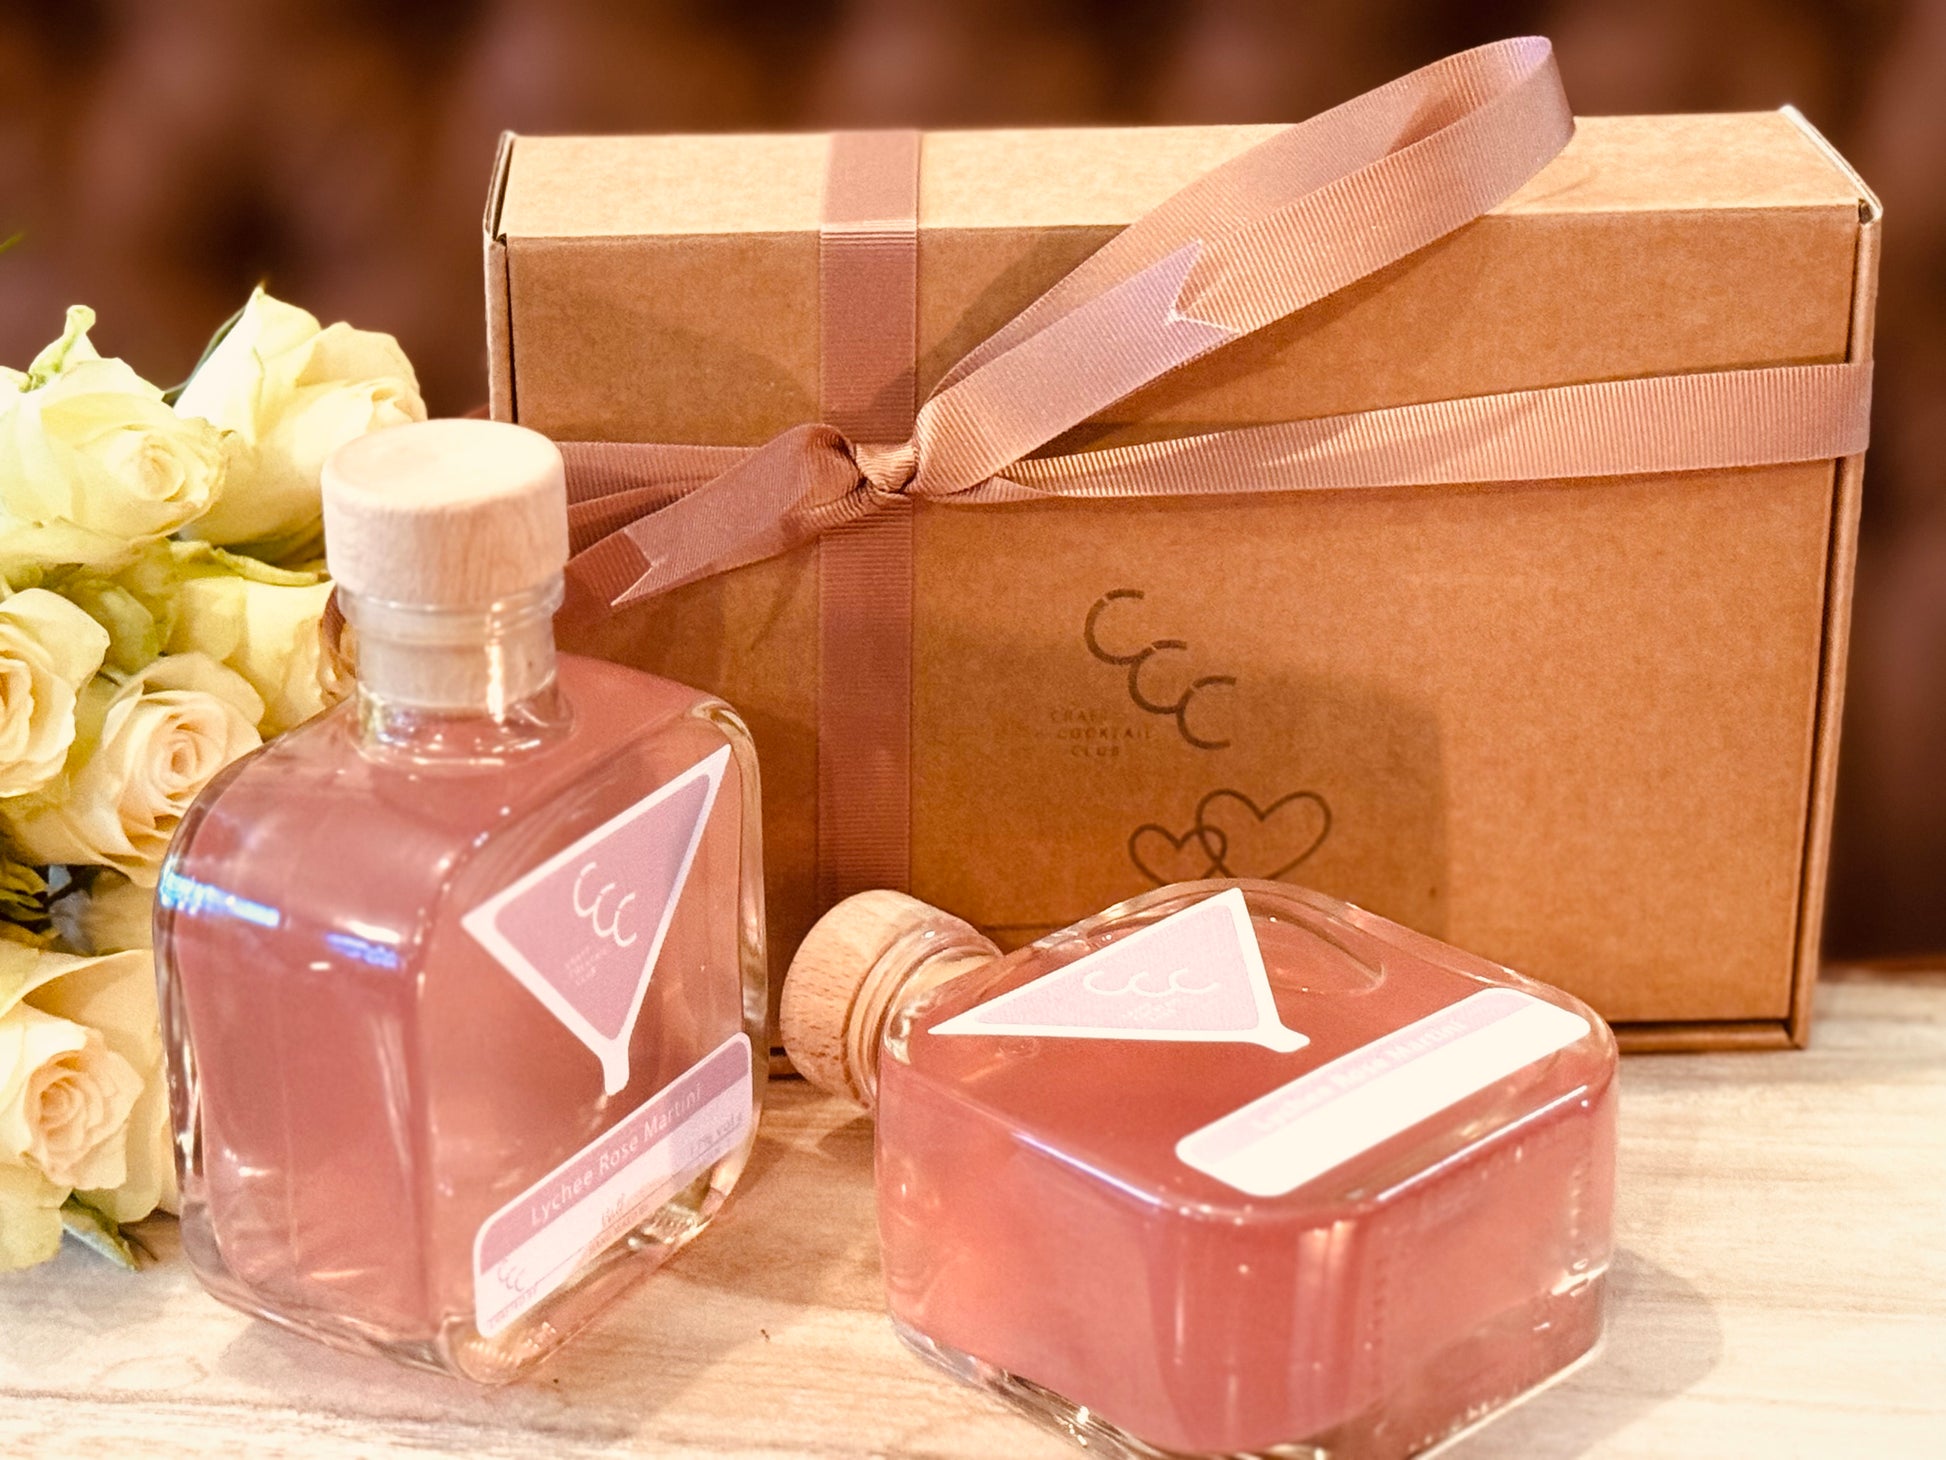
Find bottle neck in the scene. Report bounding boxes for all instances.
[845,921,1000,1110]
[344,579,567,754]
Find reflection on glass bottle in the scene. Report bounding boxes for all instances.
[156,420,766,1381]
[783,879,1616,1459]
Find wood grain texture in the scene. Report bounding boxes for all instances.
[778,891,997,1105]
[2,967,1942,1459]
[321,418,568,606]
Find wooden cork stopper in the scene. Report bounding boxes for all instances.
[321,419,568,605]
[781,891,998,1107]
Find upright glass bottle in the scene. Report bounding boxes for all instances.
[156,419,766,1381]
[782,880,1617,1460]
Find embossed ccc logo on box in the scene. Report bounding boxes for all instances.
[1083,589,1332,887]
[1084,588,1236,751]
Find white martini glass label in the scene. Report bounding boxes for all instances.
[931,886,1308,1051]
[462,745,729,1094]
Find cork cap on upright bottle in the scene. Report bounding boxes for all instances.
[782,891,1000,1108]
[321,419,569,606]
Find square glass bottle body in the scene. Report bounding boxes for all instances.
[155,653,766,1381]
[876,881,1617,1458]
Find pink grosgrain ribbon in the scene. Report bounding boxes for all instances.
[554,36,1873,897]
[814,130,919,904]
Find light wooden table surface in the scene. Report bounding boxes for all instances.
[3,967,1943,1459]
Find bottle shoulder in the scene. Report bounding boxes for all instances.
[188,657,731,819]
[160,664,748,956]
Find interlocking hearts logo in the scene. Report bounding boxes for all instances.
[1128,787,1333,886]
[1195,789,1332,880]
[1128,822,1223,885]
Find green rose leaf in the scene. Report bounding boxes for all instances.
[59,1193,140,1269]
[171,540,324,588]
[0,848,50,929]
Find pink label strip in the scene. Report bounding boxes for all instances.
[1175,988,1589,1198]
[473,1032,752,1336]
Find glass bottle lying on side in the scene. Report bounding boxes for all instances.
[782,879,1618,1460]
[155,419,767,1381]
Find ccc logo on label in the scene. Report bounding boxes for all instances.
[571,863,639,949]
[1083,588,1236,750]
[1081,964,1216,999]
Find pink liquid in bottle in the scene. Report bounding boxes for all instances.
[155,421,767,1381]
[784,880,1617,1458]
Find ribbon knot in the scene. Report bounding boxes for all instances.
[853,440,920,502]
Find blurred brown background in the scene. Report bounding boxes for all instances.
[2,0,1939,958]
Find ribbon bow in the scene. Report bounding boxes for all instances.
[558,37,1869,610]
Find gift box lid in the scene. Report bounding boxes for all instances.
[488,112,1874,447]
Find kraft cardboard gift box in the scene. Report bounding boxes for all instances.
[484,110,1878,1053]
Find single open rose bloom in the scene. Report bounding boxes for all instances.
[1,652,263,885]
[23,946,174,1222]
[0,307,226,576]
[175,288,425,555]
[0,1002,142,1191]
[0,944,173,1266]
[0,588,112,796]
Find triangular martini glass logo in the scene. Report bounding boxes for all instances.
[932,886,1307,1051]
[462,746,729,1094]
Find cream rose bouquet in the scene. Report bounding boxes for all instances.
[0,290,422,1269]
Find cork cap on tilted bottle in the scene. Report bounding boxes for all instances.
[781,891,1002,1108]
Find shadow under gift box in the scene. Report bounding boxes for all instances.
[485,111,1878,1054]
